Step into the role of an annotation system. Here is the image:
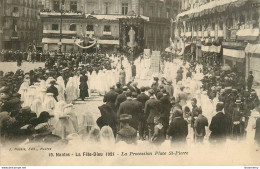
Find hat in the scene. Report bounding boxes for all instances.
[21,106,31,114]
[39,111,54,119]
[122,86,128,90]
[216,102,224,111]
[148,89,155,95]
[235,99,242,104]
[120,114,132,121]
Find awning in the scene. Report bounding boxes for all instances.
[245,43,260,55]
[237,28,259,41]
[177,0,248,20]
[223,48,245,62]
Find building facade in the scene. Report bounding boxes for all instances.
[176,0,260,84]
[0,0,4,50]
[1,0,42,51]
[40,0,181,53]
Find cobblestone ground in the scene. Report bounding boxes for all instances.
[0,61,45,73]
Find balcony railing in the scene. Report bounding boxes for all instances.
[103,31,112,35]
[43,30,77,34]
[86,31,94,35]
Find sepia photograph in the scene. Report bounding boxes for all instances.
[0,0,260,166]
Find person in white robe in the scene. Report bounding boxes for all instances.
[54,104,79,138]
[100,126,115,144]
[65,77,78,104]
[31,97,43,117]
[90,70,98,92]
[53,100,67,121]
[56,76,65,100]
[42,93,56,112]
[18,84,28,103]
[25,85,37,107]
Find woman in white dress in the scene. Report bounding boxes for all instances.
[100,126,115,144]
[90,70,97,91]
[56,76,65,101]
[53,104,77,139]
[43,93,56,112]
[31,97,42,117]
[65,77,78,104]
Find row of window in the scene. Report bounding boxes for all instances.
[52,1,129,15]
[50,24,111,32]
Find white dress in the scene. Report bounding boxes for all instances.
[65,77,78,103]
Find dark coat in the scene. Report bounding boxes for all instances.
[116,126,137,144]
[209,112,228,142]
[137,93,149,109]
[79,75,89,98]
[132,99,143,122]
[115,92,127,110]
[194,114,208,137]
[255,117,260,145]
[167,117,188,143]
[47,85,58,101]
[115,87,123,94]
[144,97,161,124]
[96,104,117,136]
[117,99,139,129]
[103,90,118,104]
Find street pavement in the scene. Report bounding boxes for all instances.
[0,61,45,73]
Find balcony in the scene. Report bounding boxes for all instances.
[43,30,59,34]
[103,31,112,35]
[43,30,77,34]
[12,12,19,17]
[86,31,94,35]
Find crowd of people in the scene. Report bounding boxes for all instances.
[0,51,260,148]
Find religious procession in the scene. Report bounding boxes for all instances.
[0,0,260,153]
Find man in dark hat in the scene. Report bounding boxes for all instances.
[137,86,149,140]
[117,90,139,130]
[116,114,137,144]
[194,108,208,143]
[209,102,228,144]
[247,71,254,91]
[16,106,37,128]
[79,70,89,101]
[232,99,245,140]
[145,89,161,139]
[115,82,123,94]
[115,86,128,110]
[47,80,59,101]
[167,109,188,145]
[30,111,54,127]
[103,86,118,113]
